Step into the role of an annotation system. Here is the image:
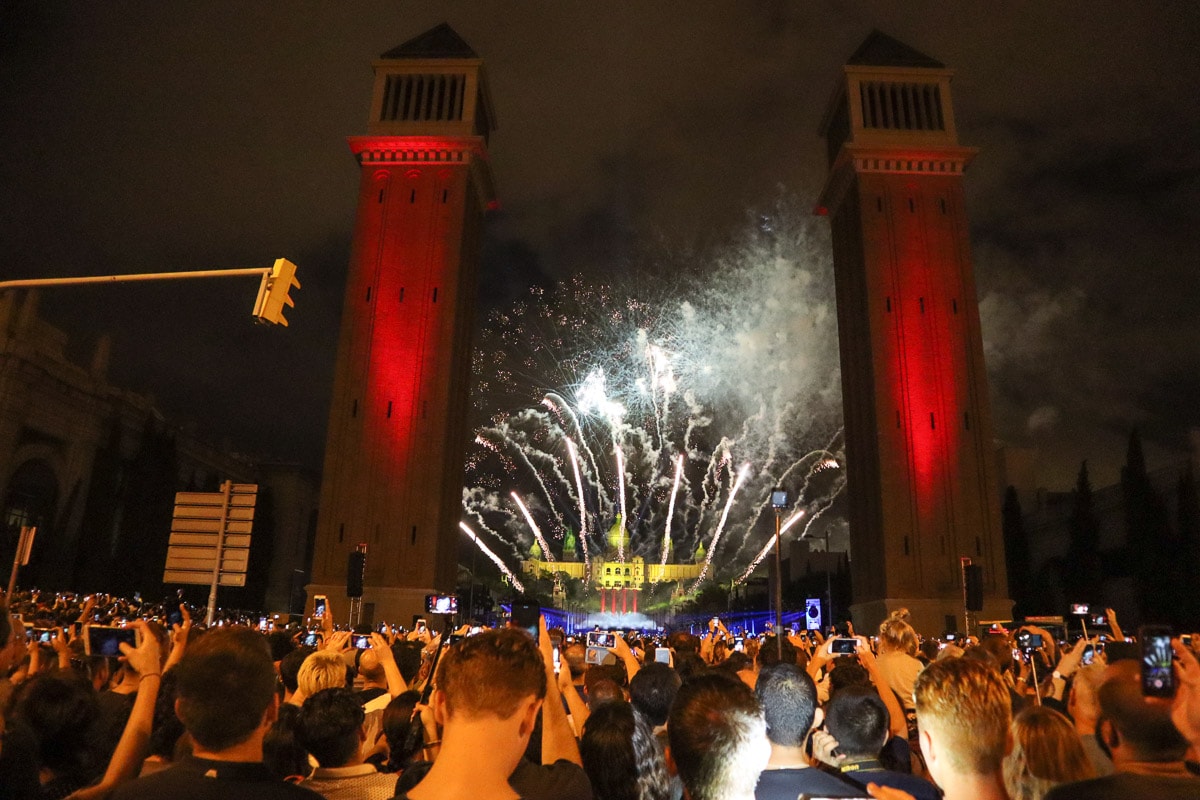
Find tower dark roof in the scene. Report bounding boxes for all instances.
[381,23,477,59]
[847,30,943,69]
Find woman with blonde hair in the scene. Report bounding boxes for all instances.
[874,608,923,711]
[1003,705,1094,800]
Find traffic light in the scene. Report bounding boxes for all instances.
[252,258,300,326]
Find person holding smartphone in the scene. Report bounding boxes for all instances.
[1043,658,1198,799]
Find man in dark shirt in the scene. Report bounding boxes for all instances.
[752,663,863,799]
[112,627,320,800]
[1045,659,1199,800]
[669,671,772,800]
[822,686,939,800]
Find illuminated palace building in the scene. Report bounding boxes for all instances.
[520,515,704,613]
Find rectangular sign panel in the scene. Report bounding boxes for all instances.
[162,569,247,587]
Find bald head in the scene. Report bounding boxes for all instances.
[1098,661,1188,763]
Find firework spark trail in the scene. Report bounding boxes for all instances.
[460,522,525,593]
[691,462,751,590]
[511,492,555,562]
[660,454,684,567]
[614,446,627,562]
[474,433,516,474]
[462,495,525,560]
[541,396,567,427]
[734,509,808,584]
[727,446,841,565]
[479,421,573,539]
[798,475,846,539]
[565,437,591,565]
[697,441,734,523]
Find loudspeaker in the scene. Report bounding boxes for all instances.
[346,551,366,598]
[964,564,984,611]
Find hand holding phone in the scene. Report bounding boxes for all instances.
[1140,625,1175,698]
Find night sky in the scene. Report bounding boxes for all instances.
[2,2,1197,492]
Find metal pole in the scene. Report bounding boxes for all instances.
[468,545,477,621]
[6,527,28,597]
[960,556,971,635]
[0,267,271,292]
[206,480,233,627]
[774,507,783,659]
[826,529,833,628]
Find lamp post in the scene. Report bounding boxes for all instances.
[771,487,789,659]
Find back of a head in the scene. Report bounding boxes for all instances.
[13,672,100,778]
[976,633,1015,674]
[264,703,312,781]
[357,647,385,682]
[392,640,423,685]
[670,672,770,800]
[295,687,365,768]
[381,690,423,764]
[268,630,295,663]
[879,610,919,656]
[674,652,708,682]
[564,642,587,680]
[581,701,672,800]
[279,646,315,694]
[1004,705,1094,800]
[754,662,817,747]
[756,635,796,669]
[297,649,350,697]
[438,627,546,720]
[828,657,871,694]
[914,656,1011,776]
[667,630,700,656]
[826,685,889,758]
[629,662,681,729]
[1098,661,1189,762]
[173,626,277,753]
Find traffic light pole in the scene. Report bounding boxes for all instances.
[0,258,300,326]
[0,266,270,290]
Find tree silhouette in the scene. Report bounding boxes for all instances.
[1001,486,1033,615]
[1177,462,1200,627]
[1122,429,1177,624]
[1064,461,1103,606]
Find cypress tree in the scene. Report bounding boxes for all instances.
[1001,486,1032,614]
[1065,461,1103,606]
[1121,429,1177,623]
[1177,462,1200,626]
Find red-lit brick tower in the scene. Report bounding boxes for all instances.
[308,24,495,624]
[817,32,1011,635]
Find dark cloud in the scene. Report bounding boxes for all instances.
[1,2,1197,490]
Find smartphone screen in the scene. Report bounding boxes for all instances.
[831,637,857,655]
[587,631,616,649]
[552,645,561,674]
[655,647,671,664]
[1140,625,1175,698]
[511,603,540,642]
[313,595,327,618]
[352,634,371,649]
[87,625,138,657]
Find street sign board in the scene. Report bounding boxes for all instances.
[163,484,257,587]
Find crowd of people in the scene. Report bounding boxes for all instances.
[1,590,1199,800]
